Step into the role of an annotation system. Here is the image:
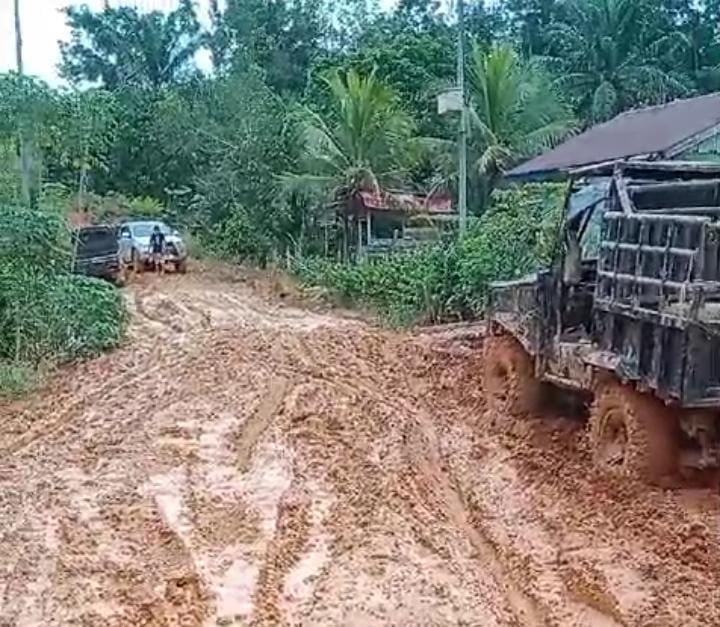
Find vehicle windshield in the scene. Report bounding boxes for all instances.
[567,179,610,261]
[580,205,605,260]
[130,222,171,238]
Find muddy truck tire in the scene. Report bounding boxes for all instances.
[590,380,679,484]
[484,334,540,417]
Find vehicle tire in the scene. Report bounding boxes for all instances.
[484,334,540,417]
[132,250,143,275]
[590,380,678,484]
[177,259,188,274]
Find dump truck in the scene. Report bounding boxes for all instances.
[485,161,720,483]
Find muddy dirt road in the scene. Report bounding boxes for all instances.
[1,267,720,626]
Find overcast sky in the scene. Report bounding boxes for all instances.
[0,0,401,84]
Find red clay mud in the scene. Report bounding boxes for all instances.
[1,267,719,626]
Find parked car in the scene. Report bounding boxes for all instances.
[72,225,125,285]
[118,220,188,273]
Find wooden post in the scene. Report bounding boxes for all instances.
[366,211,372,247]
[357,215,363,261]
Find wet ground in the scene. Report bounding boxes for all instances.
[1,265,719,626]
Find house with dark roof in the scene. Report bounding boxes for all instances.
[508,92,720,181]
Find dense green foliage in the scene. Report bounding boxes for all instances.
[60,0,203,88]
[0,205,126,395]
[5,0,719,238]
[4,0,720,389]
[292,184,565,324]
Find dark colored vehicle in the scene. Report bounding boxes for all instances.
[485,161,720,483]
[72,225,124,285]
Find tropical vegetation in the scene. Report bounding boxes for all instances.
[4,0,720,389]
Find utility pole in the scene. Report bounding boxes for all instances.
[14,0,33,207]
[457,0,468,233]
[13,0,23,74]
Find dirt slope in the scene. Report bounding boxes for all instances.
[1,267,719,626]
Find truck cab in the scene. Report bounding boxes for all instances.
[486,161,720,482]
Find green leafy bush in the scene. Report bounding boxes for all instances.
[0,268,126,365]
[292,183,564,325]
[0,204,126,392]
[0,361,35,398]
[208,205,275,267]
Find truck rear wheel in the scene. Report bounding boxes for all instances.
[484,334,540,417]
[590,381,678,484]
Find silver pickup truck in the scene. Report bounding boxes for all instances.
[118,220,188,273]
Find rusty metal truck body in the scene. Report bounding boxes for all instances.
[486,161,720,479]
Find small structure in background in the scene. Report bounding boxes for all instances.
[352,189,456,258]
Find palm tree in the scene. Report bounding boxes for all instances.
[467,43,576,200]
[548,0,690,122]
[60,0,203,88]
[285,69,417,258]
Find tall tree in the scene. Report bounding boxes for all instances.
[468,43,576,199]
[0,75,54,206]
[317,29,456,136]
[286,69,417,257]
[45,90,118,205]
[504,0,560,55]
[548,0,690,122]
[395,0,443,31]
[212,0,327,94]
[60,0,203,88]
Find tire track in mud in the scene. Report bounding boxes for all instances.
[132,289,212,334]
[280,345,549,626]
[406,413,548,627]
[251,484,312,626]
[103,488,213,626]
[235,377,290,473]
[0,357,185,458]
[398,347,627,627]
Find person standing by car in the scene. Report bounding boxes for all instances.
[149,225,166,274]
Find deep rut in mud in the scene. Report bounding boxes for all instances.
[1,267,720,626]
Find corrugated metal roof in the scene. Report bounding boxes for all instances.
[508,92,720,179]
[358,191,454,214]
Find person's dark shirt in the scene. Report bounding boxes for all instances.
[150,231,165,254]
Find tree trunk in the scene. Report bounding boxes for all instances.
[18,139,33,206]
[14,0,33,207]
